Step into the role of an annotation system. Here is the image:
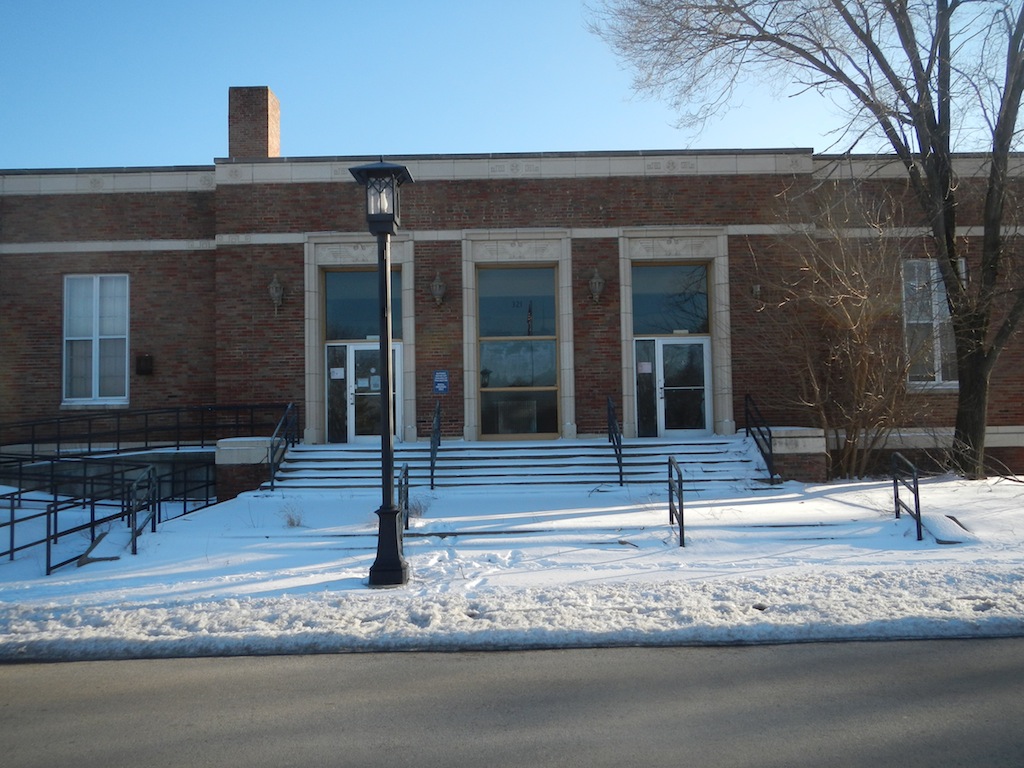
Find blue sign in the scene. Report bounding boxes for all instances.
[433,370,449,394]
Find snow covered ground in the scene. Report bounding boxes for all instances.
[1,472,1023,661]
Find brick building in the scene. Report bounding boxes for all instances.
[2,86,1022,478]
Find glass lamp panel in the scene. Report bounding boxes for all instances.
[367,179,394,215]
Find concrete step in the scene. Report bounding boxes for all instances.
[262,437,770,490]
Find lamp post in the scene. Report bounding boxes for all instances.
[350,158,414,587]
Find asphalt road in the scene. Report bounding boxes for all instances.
[2,639,1022,767]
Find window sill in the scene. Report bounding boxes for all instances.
[60,401,130,410]
[907,381,959,394]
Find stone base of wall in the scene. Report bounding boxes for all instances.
[771,427,828,483]
[772,452,829,483]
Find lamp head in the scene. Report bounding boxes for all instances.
[349,158,414,235]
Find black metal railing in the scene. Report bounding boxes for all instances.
[607,396,624,487]
[668,456,685,547]
[1,403,291,460]
[267,403,299,490]
[42,461,159,574]
[429,400,442,490]
[744,395,779,483]
[398,463,410,530]
[2,455,218,574]
[892,452,924,541]
[126,466,159,556]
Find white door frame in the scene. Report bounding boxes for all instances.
[325,342,403,443]
[654,337,713,436]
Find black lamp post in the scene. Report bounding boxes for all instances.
[350,158,413,587]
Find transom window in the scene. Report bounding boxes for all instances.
[324,269,402,341]
[631,264,709,335]
[63,274,129,403]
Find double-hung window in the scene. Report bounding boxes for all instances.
[902,259,957,385]
[63,275,129,403]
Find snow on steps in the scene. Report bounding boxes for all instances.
[262,436,772,491]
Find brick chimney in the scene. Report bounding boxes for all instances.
[228,86,281,159]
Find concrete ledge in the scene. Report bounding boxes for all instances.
[771,427,827,454]
[216,437,273,466]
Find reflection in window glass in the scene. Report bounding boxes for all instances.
[635,339,657,438]
[478,266,558,436]
[478,268,555,337]
[480,340,557,388]
[632,264,708,335]
[481,391,558,435]
[325,270,402,341]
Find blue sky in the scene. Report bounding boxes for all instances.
[0,1,843,170]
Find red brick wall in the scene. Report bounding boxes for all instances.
[412,241,464,438]
[215,183,363,234]
[403,176,796,230]
[0,248,217,423]
[213,244,305,407]
[572,238,622,434]
[1,191,214,242]
[216,463,267,501]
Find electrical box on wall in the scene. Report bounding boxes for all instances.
[136,354,154,376]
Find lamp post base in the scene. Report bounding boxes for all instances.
[368,504,409,587]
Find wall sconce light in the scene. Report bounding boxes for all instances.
[269,274,284,314]
[588,268,606,303]
[430,272,447,306]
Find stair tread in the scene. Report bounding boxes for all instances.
[262,437,769,491]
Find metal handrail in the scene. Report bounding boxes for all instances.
[607,396,624,487]
[127,466,159,556]
[3,455,216,572]
[892,452,924,541]
[1,403,291,460]
[744,394,779,484]
[668,456,685,547]
[397,462,410,530]
[429,400,442,490]
[267,403,299,490]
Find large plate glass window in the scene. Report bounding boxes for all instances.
[478,267,558,437]
[63,275,129,403]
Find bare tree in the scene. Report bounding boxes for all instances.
[757,182,930,478]
[591,0,1024,478]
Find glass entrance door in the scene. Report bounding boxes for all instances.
[635,338,711,436]
[326,343,402,443]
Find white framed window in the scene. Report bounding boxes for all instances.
[902,259,957,385]
[63,275,129,403]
